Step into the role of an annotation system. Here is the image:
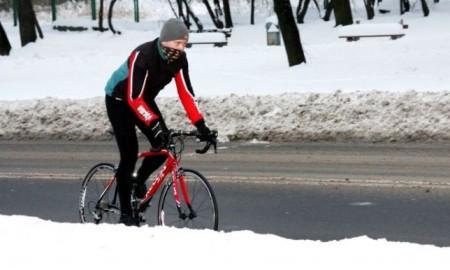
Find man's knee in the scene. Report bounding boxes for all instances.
[116,158,137,180]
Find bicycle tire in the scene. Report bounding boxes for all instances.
[157,168,219,230]
[79,163,120,224]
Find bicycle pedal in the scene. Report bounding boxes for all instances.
[139,214,146,223]
[138,199,151,212]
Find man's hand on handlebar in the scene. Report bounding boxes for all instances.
[194,120,217,154]
[168,127,218,154]
[195,130,217,154]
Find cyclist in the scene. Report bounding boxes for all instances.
[104,18,216,226]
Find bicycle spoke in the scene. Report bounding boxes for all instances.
[193,194,209,210]
[158,169,218,230]
[193,180,203,201]
[194,207,213,216]
[79,163,120,224]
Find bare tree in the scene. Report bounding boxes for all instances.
[222,0,233,28]
[420,0,430,16]
[274,0,306,66]
[363,0,375,20]
[323,0,333,21]
[401,0,429,17]
[334,0,353,26]
[95,0,108,32]
[296,0,321,24]
[324,0,353,26]
[400,0,411,14]
[18,0,43,47]
[250,0,255,24]
[0,20,11,56]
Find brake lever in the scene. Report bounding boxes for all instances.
[195,130,218,154]
[195,141,211,154]
[195,140,218,154]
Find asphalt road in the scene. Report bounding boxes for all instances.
[1,140,450,246]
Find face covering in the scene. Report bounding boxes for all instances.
[161,46,185,63]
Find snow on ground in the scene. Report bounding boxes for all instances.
[0,1,450,264]
[1,215,449,270]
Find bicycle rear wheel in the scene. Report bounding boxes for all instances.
[79,163,120,224]
[157,168,219,230]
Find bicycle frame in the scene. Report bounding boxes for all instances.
[82,129,217,226]
[137,149,192,215]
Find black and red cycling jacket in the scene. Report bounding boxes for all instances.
[105,38,203,127]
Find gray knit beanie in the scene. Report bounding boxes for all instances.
[160,19,189,42]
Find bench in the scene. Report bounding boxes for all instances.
[338,23,406,42]
[187,30,231,48]
[53,25,89,32]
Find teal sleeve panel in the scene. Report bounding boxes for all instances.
[105,60,129,96]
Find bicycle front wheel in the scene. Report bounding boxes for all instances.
[157,168,219,230]
[79,163,120,224]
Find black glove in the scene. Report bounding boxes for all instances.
[195,119,215,143]
[150,121,168,149]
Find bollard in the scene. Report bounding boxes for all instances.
[266,22,281,46]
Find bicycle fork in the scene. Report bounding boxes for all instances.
[93,176,118,223]
[172,168,197,220]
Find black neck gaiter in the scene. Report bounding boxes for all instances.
[161,46,185,63]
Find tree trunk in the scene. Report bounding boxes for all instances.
[400,0,410,15]
[296,0,310,24]
[202,0,224,28]
[18,0,38,46]
[222,0,233,28]
[323,0,333,21]
[0,21,12,56]
[333,0,353,26]
[98,0,107,31]
[363,0,375,20]
[420,0,430,17]
[108,0,120,34]
[250,0,255,25]
[274,0,306,66]
[33,10,44,39]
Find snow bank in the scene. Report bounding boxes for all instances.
[1,91,449,142]
[0,215,449,270]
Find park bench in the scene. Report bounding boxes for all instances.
[338,22,407,42]
[187,29,231,48]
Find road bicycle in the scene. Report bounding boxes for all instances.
[78,130,219,230]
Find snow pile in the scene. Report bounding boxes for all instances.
[0,97,109,140]
[1,215,449,270]
[1,91,448,142]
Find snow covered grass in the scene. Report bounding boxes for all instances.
[1,215,449,270]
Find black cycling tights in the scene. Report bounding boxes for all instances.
[105,95,167,215]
